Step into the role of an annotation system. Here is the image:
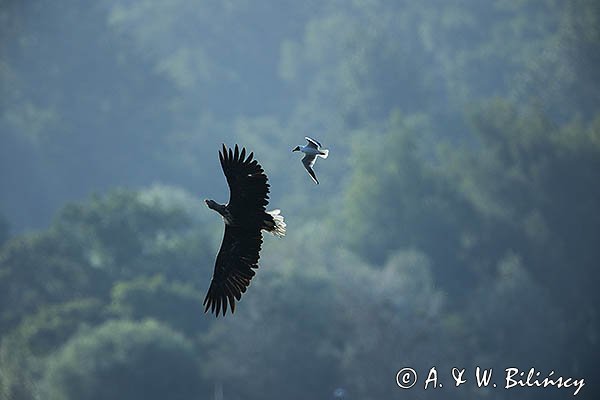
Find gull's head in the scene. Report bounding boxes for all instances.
[292,145,301,152]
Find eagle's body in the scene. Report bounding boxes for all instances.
[204,144,285,316]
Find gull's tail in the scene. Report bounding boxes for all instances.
[263,209,286,237]
[318,149,329,159]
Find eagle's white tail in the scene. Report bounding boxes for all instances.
[318,149,329,159]
[265,209,286,237]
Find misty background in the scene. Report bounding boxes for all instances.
[1,1,599,399]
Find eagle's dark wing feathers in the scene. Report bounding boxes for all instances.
[204,144,270,316]
[219,144,270,217]
[203,225,262,315]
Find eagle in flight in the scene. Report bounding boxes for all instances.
[204,144,285,316]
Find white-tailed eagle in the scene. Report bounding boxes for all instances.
[204,144,285,316]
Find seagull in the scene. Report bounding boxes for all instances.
[292,136,329,184]
[204,144,286,316]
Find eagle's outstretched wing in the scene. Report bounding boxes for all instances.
[220,144,270,218]
[203,144,271,316]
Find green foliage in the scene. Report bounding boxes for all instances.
[467,252,567,366]
[0,215,8,247]
[0,232,105,333]
[1,1,599,399]
[57,189,187,267]
[0,185,218,400]
[42,319,205,400]
[11,299,106,358]
[512,0,600,119]
[342,113,476,294]
[0,300,107,400]
[0,333,38,400]
[0,185,212,334]
[54,186,213,284]
[110,275,207,337]
[202,244,454,399]
[457,101,600,283]
[451,103,600,363]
